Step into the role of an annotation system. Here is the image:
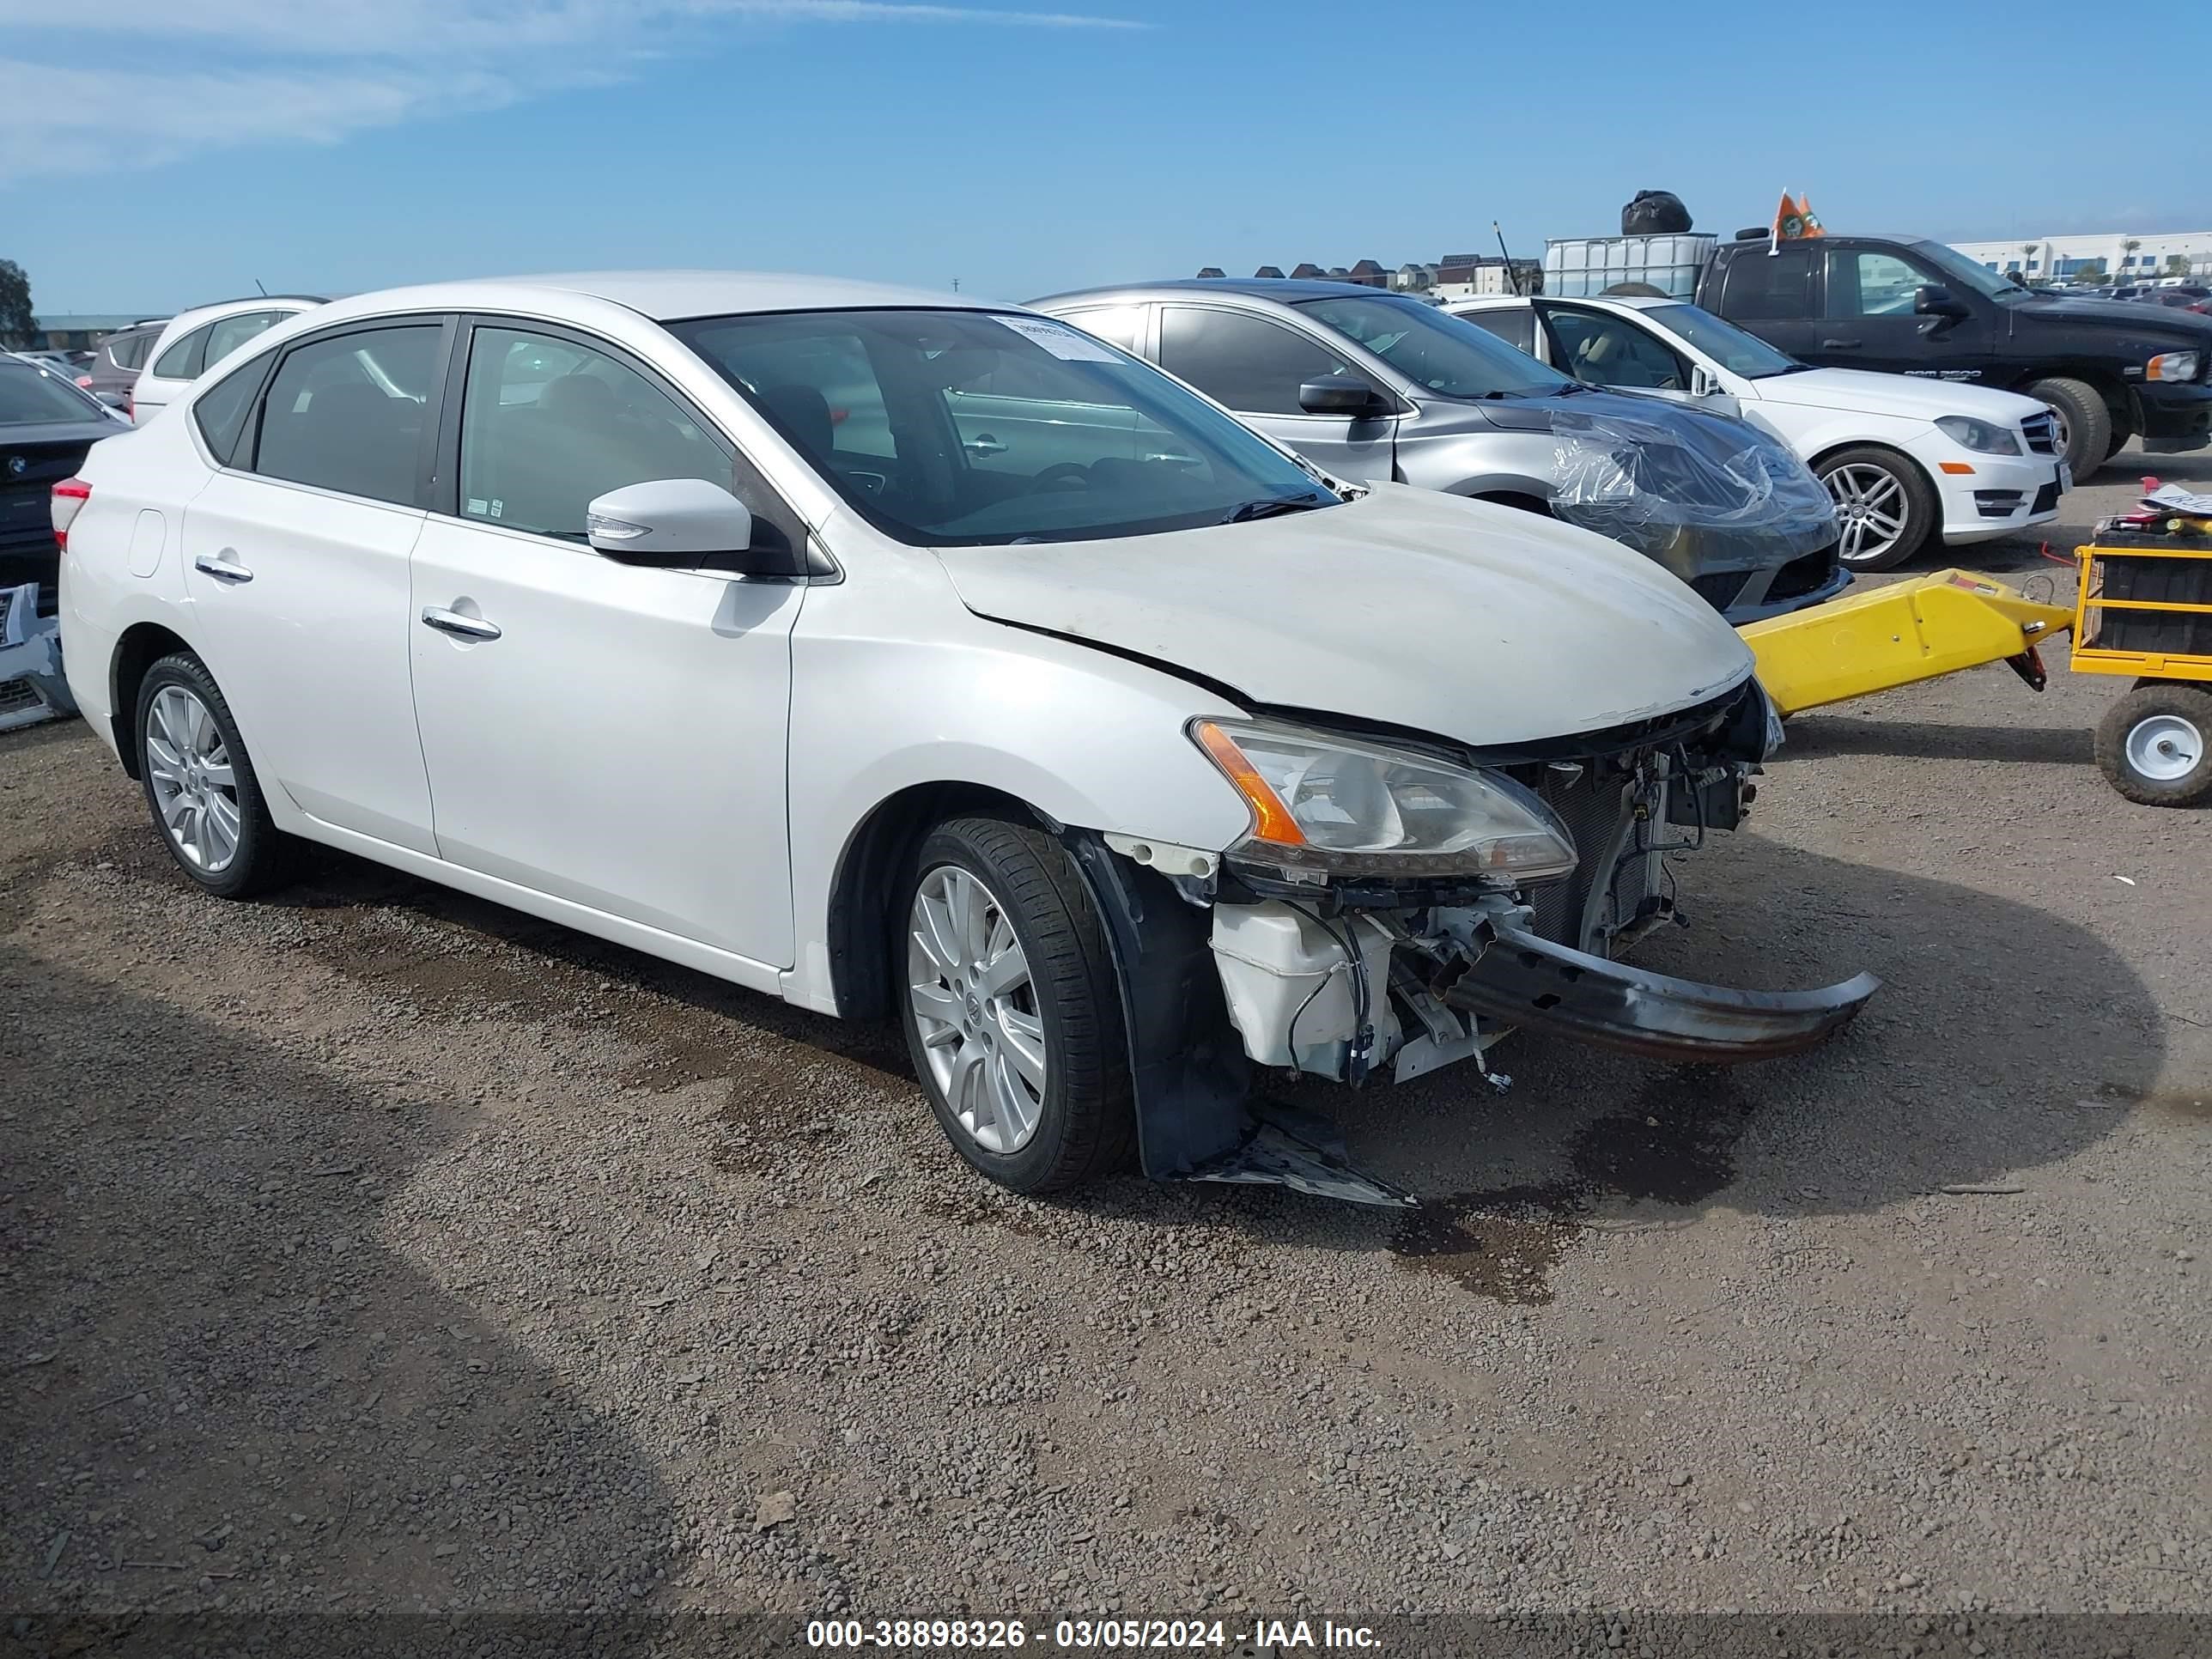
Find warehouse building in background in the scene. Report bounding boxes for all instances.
[1950,231,2212,284]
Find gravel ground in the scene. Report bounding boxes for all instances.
[3,447,2207,1638]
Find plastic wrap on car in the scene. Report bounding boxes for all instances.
[1547,405,1838,582]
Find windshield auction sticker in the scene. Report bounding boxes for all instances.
[990,314,1121,362]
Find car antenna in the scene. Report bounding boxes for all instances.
[253,279,268,295]
[1492,221,1520,296]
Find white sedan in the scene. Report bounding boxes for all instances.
[55,272,1873,1201]
[1448,294,2069,570]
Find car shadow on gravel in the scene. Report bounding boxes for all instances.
[231,830,2160,1311]
[0,957,682,1638]
[1048,831,2168,1302]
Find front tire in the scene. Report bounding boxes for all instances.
[897,815,1134,1194]
[2095,683,2212,807]
[136,653,295,897]
[2029,378,2112,477]
[1818,446,1938,572]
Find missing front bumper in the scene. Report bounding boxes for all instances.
[1442,924,1879,1064]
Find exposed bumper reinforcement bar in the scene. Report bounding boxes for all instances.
[1442,926,1880,1065]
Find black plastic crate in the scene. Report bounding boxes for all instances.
[2085,547,2212,658]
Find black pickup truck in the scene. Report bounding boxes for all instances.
[1691,233,2212,477]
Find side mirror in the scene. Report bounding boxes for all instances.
[1914,284,1970,320]
[1297,377,1385,416]
[585,478,791,575]
[1688,365,1719,398]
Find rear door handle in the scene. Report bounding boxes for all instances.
[420,605,501,642]
[1820,337,1863,349]
[193,552,252,584]
[963,434,1007,456]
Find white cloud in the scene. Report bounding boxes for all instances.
[0,0,1140,179]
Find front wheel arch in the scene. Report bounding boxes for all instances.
[824,782,1059,1021]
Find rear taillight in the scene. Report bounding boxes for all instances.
[75,374,94,389]
[125,394,134,422]
[52,477,91,550]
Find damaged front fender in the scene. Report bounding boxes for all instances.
[1442,924,1879,1065]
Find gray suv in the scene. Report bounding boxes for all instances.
[76,320,167,410]
[1029,280,1848,623]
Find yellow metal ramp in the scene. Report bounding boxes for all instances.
[1741,569,2075,718]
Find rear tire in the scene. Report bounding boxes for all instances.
[2029,378,2112,477]
[1816,446,1937,572]
[135,653,296,898]
[896,815,1135,1193]
[2095,683,2212,807]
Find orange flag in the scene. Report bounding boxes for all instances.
[1771,191,1826,245]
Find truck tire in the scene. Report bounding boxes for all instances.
[2094,683,2212,807]
[2028,378,2112,477]
[897,815,1136,1193]
[1815,446,1938,571]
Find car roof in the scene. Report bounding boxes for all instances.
[1032,277,1400,307]
[161,295,323,331]
[1450,293,1678,312]
[298,271,1004,329]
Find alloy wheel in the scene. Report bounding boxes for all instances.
[907,865,1047,1155]
[1824,462,1911,567]
[2124,712,2204,782]
[144,685,242,873]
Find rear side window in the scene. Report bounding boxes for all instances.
[1721,246,1817,320]
[1055,307,1146,356]
[192,358,268,465]
[251,325,441,506]
[1459,307,1538,355]
[151,324,214,380]
[108,331,154,371]
[204,309,283,367]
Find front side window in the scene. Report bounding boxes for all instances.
[252,325,441,506]
[1294,294,1567,398]
[458,325,730,540]
[204,310,283,367]
[1540,307,1689,391]
[1158,307,1353,415]
[670,308,1337,548]
[151,323,213,380]
[1721,246,1816,320]
[1827,251,1928,319]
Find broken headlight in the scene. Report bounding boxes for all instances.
[1191,718,1577,882]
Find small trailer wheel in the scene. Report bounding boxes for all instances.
[2094,682,2212,807]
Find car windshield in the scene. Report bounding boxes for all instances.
[670,308,1340,547]
[1292,293,1571,398]
[1907,240,2022,302]
[1637,304,1802,378]
[0,362,105,426]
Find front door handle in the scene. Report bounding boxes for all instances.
[963,434,1007,456]
[1820,337,1863,349]
[420,605,501,642]
[193,552,253,584]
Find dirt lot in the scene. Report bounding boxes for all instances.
[3,448,2208,1639]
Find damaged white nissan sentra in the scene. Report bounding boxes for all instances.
[57,273,1875,1204]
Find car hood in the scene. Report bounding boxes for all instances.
[932,483,1755,748]
[1750,367,2050,422]
[2011,295,2212,344]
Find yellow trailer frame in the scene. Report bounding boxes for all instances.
[1738,568,2074,719]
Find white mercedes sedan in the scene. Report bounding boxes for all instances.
[55,272,1873,1204]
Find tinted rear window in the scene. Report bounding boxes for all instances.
[0,362,102,426]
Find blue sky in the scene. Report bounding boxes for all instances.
[3,0,2206,314]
